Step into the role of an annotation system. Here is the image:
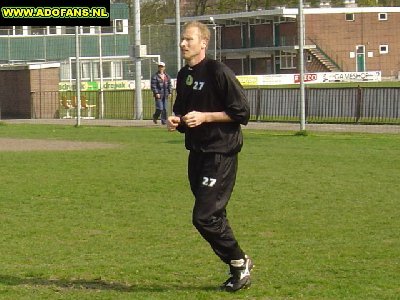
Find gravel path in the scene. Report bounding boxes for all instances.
[3,119,400,134]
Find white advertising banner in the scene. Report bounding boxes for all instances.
[60,79,178,91]
[60,71,382,90]
[237,71,382,86]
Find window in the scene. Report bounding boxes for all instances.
[378,13,387,21]
[0,26,26,35]
[15,26,24,35]
[101,62,112,78]
[70,62,77,80]
[47,26,58,34]
[81,62,91,80]
[94,61,123,80]
[379,45,389,54]
[81,26,95,34]
[60,64,69,81]
[114,19,128,34]
[61,60,123,81]
[61,61,90,80]
[356,45,365,54]
[112,61,123,79]
[0,26,12,35]
[280,51,297,69]
[63,27,76,34]
[30,26,46,35]
[345,13,355,21]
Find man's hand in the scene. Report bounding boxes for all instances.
[167,116,181,131]
[182,111,206,128]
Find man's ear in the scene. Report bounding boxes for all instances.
[201,39,207,49]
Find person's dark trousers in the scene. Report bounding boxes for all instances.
[153,109,161,119]
[153,98,167,124]
[188,151,245,264]
[160,108,167,124]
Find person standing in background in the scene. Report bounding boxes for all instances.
[151,62,172,125]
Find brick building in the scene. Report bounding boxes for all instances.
[169,6,400,79]
[305,8,400,78]
[0,63,60,118]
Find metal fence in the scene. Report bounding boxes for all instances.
[247,87,400,124]
[12,87,400,124]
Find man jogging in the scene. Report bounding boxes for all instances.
[167,21,253,292]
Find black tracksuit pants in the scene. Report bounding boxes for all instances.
[188,151,245,264]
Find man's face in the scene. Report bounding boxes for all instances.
[180,26,207,64]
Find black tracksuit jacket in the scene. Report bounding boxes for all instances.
[173,58,250,154]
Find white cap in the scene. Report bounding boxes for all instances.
[158,62,165,67]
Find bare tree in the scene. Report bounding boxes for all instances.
[194,0,209,16]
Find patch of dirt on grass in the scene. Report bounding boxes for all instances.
[0,138,119,152]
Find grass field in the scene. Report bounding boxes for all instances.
[0,124,399,299]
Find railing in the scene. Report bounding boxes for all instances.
[4,87,399,124]
[29,90,168,120]
[307,38,348,72]
[247,87,400,124]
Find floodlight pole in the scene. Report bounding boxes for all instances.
[98,26,105,119]
[75,26,81,126]
[210,17,217,60]
[176,0,181,72]
[134,0,143,119]
[298,0,306,131]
